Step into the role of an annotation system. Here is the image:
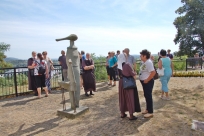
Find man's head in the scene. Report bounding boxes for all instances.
[81,50,85,55]
[32,51,36,58]
[61,50,65,55]
[86,53,91,59]
[167,49,171,54]
[124,48,130,55]
[117,50,120,55]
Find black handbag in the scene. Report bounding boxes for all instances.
[123,76,136,89]
[30,69,34,76]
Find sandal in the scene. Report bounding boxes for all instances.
[121,114,127,118]
[112,84,116,87]
[45,94,48,97]
[142,110,148,114]
[129,116,138,120]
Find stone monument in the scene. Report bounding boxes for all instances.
[56,34,88,119]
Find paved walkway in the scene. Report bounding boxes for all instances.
[0,78,204,136]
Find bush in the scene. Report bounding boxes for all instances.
[0,73,28,87]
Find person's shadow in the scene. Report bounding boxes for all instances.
[8,117,61,136]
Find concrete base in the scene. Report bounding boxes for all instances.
[57,106,89,119]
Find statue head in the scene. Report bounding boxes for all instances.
[67,34,78,41]
[56,34,78,42]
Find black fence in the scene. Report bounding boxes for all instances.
[0,58,201,98]
[186,57,203,71]
[0,65,62,98]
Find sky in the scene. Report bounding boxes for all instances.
[0,0,182,59]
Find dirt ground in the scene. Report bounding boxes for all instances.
[0,77,204,136]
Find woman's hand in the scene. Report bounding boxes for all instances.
[143,79,149,83]
[46,74,49,79]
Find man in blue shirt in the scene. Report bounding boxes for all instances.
[81,50,86,61]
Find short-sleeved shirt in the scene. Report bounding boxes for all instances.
[108,56,117,68]
[117,53,126,70]
[58,55,68,69]
[139,59,154,80]
[127,55,135,66]
[44,57,52,72]
[33,60,47,76]
[167,54,173,59]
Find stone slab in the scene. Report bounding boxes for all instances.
[57,106,89,119]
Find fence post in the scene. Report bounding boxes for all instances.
[186,59,187,71]
[13,68,18,97]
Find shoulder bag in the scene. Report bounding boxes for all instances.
[123,75,136,89]
[157,68,165,76]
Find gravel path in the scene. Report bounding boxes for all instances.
[0,78,204,136]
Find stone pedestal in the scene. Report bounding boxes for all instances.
[57,106,89,119]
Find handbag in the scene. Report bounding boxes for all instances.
[123,76,136,89]
[157,68,165,76]
[153,66,159,80]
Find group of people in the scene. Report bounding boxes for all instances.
[28,51,53,98]
[106,48,136,87]
[28,48,174,121]
[106,48,174,120]
[58,50,96,97]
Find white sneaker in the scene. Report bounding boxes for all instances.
[162,97,171,100]
[160,95,164,99]
[144,113,153,118]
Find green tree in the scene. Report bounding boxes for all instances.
[0,42,13,68]
[173,0,204,57]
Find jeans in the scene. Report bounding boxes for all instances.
[140,79,154,113]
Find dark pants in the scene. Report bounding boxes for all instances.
[109,68,116,81]
[106,66,110,75]
[140,79,154,113]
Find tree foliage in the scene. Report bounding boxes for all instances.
[0,42,12,68]
[173,0,204,57]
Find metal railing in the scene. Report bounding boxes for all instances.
[0,59,199,98]
[0,65,62,98]
[186,57,203,71]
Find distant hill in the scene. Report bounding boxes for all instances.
[4,57,22,61]
[132,55,140,59]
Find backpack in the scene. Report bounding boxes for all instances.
[36,60,46,75]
